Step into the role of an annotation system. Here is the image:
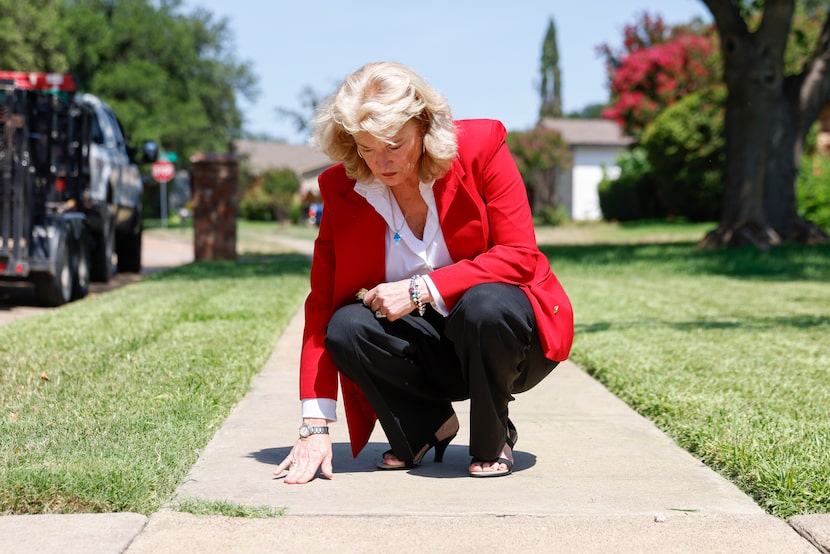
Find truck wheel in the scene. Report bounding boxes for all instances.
[71,229,90,300]
[90,224,114,283]
[116,225,142,273]
[33,228,72,307]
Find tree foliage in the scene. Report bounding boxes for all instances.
[641,86,727,221]
[698,0,829,248]
[598,5,828,248]
[597,148,664,222]
[566,103,605,119]
[597,11,675,70]
[602,30,720,139]
[70,0,257,161]
[797,154,830,232]
[240,168,300,222]
[0,0,68,71]
[599,11,712,62]
[597,12,717,141]
[2,0,257,165]
[507,125,571,217]
[275,85,330,142]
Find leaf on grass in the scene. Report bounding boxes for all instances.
[40,372,49,381]
[9,411,19,422]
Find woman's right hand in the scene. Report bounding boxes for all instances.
[275,430,334,484]
[361,278,426,321]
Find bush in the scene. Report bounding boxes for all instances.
[598,147,665,221]
[537,204,570,226]
[797,154,830,233]
[640,86,726,222]
[240,168,300,222]
[240,186,275,221]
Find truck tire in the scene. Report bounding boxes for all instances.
[90,221,114,283]
[33,226,72,307]
[71,228,91,300]
[116,223,142,273]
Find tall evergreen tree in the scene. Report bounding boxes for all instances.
[539,18,563,119]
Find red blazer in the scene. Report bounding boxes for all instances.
[300,119,574,456]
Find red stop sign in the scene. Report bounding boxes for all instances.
[151,160,175,183]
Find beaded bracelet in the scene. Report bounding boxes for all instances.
[409,275,426,316]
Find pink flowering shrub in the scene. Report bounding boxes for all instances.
[602,33,720,138]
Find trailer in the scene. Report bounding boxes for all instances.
[0,71,155,306]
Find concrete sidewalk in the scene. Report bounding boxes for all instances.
[2,235,829,553]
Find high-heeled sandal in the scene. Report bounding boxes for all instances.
[469,419,518,478]
[377,414,459,470]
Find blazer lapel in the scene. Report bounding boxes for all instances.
[434,160,489,261]
[338,186,387,292]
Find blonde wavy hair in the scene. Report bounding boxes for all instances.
[312,62,458,183]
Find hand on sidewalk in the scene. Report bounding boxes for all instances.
[275,434,333,484]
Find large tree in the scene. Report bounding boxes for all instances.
[60,0,258,161]
[275,85,330,142]
[699,0,828,248]
[539,18,563,119]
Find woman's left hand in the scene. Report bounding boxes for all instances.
[362,279,416,321]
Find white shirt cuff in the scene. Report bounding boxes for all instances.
[422,274,448,316]
[301,398,338,422]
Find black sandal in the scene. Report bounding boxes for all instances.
[377,414,459,470]
[469,419,518,478]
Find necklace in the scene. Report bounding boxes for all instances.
[389,195,406,243]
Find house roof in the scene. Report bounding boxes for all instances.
[539,118,633,147]
[234,139,334,176]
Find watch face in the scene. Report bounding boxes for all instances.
[299,425,310,437]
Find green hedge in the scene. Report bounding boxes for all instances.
[598,148,665,221]
[641,86,726,222]
[797,155,830,233]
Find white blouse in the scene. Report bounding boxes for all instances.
[354,178,454,289]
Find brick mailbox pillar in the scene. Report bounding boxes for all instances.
[190,153,239,261]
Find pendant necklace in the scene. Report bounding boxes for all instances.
[389,194,407,244]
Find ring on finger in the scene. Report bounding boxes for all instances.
[374,310,385,319]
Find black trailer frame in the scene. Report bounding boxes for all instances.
[0,77,93,305]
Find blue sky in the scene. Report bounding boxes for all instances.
[184,0,711,143]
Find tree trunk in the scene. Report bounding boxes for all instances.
[699,33,778,249]
[529,167,559,216]
[765,79,828,243]
[699,0,829,249]
[531,169,549,214]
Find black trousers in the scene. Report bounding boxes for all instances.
[325,283,558,463]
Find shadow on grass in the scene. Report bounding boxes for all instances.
[146,253,312,282]
[147,241,830,284]
[576,313,830,335]
[540,241,830,281]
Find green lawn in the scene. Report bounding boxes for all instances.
[545,224,830,518]
[1,220,828,519]
[0,252,311,514]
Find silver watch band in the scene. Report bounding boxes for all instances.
[299,424,329,438]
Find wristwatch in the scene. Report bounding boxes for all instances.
[299,424,329,438]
